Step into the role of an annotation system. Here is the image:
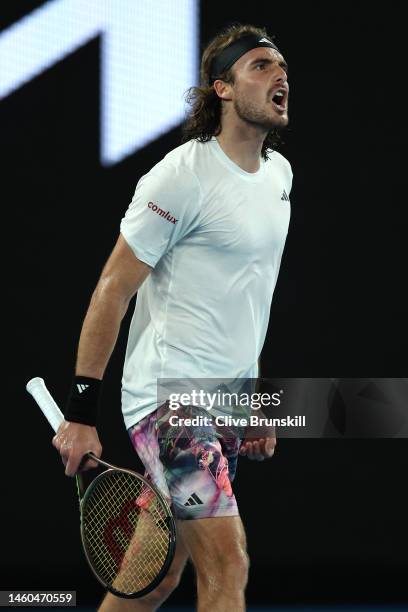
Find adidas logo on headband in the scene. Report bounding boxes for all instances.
[210,34,280,83]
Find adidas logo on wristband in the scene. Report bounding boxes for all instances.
[77,384,90,394]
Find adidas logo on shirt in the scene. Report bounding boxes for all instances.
[184,493,203,507]
[281,189,290,202]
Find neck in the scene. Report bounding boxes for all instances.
[216,115,267,173]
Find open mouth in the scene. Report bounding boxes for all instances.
[271,89,287,111]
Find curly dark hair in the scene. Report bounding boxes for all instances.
[182,23,285,160]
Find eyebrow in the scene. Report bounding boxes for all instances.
[249,56,289,71]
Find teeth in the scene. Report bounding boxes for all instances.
[274,91,284,97]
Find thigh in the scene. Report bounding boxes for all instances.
[178,515,247,570]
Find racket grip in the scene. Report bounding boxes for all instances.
[26,377,65,432]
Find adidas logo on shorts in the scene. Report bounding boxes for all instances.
[184,493,203,506]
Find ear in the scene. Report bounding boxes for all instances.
[213,79,233,101]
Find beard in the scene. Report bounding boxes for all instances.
[233,90,289,131]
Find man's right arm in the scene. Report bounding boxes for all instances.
[52,234,152,476]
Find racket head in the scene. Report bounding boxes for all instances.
[79,466,176,599]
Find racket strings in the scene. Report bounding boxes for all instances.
[81,471,171,594]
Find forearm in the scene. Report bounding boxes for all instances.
[75,280,131,379]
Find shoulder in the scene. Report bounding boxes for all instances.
[144,140,203,196]
[131,142,203,218]
[265,150,293,179]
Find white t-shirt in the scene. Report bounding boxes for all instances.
[120,137,292,428]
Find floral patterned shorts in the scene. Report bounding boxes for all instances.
[128,404,241,520]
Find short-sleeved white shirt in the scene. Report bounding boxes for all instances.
[120,137,292,428]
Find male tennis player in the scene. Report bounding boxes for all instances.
[53,23,292,611]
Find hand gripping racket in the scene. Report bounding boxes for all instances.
[26,377,176,599]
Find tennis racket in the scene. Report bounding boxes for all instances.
[26,377,176,599]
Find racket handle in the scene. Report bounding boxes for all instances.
[26,377,64,432]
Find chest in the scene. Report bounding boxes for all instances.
[195,175,291,259]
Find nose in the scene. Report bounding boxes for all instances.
[274,65,287,82]
[271,67,288,93]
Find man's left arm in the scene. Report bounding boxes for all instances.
[239,356,277,461]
